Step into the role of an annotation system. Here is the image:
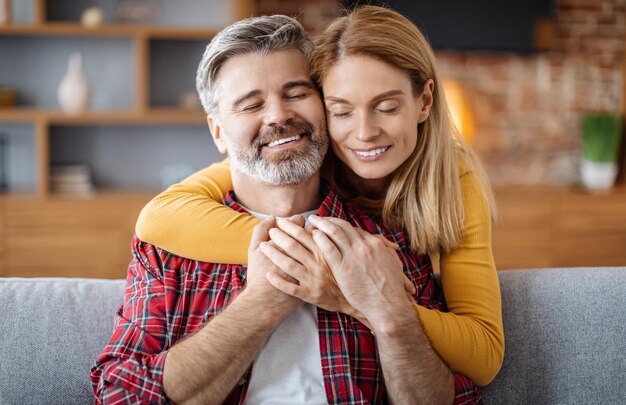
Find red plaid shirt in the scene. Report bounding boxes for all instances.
[91,186,482,404]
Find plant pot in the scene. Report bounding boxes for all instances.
[580,158,618,192]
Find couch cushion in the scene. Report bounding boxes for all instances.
[481,267,626,404]
[0,278,125,405]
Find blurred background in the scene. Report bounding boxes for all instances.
[0,0,624,278]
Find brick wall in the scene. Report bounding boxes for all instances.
[438,0,625,185]
[256,0,625,185]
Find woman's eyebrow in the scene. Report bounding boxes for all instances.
[371,90,404,103]
[325,90,405,104]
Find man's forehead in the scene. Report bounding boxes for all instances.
[218,49,310,87]
[214,50,313,113]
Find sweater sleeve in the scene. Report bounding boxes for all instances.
[413,171,504,386]
[135,158,259,264]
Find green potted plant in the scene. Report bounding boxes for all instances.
[580,112,623,191]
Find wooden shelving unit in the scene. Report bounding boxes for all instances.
[0,0,250,198]
[0,0,252,277]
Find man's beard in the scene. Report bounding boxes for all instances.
[224,119,328,185]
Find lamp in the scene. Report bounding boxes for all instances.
[442,79,475,146]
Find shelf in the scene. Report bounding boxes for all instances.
[0,108,206,125]
[0,188,158,201]
[0,23,219,39]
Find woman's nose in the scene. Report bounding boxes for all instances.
[355,112,380,142]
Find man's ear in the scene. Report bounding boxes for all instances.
[207,116,228,154]
[417,79,435,124]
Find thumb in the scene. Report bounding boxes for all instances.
[249,216,276,251]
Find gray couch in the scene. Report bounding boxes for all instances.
[1,267,625,404]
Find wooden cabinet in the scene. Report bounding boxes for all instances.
[0,192,151,278]
[492,186,626,270]
[0,185,623,278]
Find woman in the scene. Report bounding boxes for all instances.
[136,5,503,386]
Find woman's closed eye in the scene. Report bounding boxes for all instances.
[376,100,400,113]
[326,104,353,118]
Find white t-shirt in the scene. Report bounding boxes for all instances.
[242,209,327,404]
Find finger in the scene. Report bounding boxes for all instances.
[276,217,317,253]
[309,216,358,255]
[403,275,417,295]
[249,216,275,252]
[366,231,399,250]
[311,229,343,270]
[266,271,303,298]
[260,241,307,282]
[285,214,306,228]
[269,227,316,269]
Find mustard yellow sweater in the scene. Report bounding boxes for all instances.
[135,159,504,386]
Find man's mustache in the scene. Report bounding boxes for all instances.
[254,120,316,148]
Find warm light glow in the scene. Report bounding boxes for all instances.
[442,80,474,145]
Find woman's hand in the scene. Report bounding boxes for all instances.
[308,215,416,328]
[260,216,359,319]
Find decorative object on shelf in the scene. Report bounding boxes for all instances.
[580,112,623,192]
[178,90,201,110]
[81,7,105,28]
[160,163,195,190]
[0,0,10,25]
[0,134,7,192]
[57,52,91,115]
[50,164,94,196]
[0,87,16,107]
[117,0,160,24]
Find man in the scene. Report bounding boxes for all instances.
[90,15,480,404]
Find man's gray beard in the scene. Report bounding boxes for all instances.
[224,125,328,186]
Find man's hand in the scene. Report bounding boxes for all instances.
[242,216,303,317]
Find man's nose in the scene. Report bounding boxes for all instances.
[355,112,380,142]
[263,99,295,126]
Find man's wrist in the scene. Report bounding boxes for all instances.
[366,301,417,337]
[237,287,298,322]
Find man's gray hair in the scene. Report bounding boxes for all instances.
[196,15,312,117]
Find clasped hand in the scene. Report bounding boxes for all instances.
[256,215,416,328]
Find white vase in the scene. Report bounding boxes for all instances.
[57,52,91,115]
[580,158,618,192]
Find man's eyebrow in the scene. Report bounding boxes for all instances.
[283,80,315,91]
[232,90,262,109]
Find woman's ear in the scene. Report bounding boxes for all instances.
[207,116,228,155]
[417,79,435,123]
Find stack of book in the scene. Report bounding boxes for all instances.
[50,164,94,196]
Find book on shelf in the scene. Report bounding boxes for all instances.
[50,164,94,196]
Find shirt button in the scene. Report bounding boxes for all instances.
[238,377,246,385]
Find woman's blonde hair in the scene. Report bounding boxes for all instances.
[309,5,496,254]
